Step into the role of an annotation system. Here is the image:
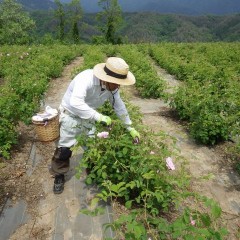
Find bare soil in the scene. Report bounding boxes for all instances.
[0,56,239,239]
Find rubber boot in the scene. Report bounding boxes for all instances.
[51,147,72,194]
[53,174,65,194]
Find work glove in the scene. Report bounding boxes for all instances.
[128,127,140,144]
[98,114,112,126]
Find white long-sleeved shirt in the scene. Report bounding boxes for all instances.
[61,69,132,126]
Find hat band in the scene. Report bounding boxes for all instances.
[104,66,127,79]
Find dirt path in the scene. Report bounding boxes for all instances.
[123,64,240,239]
[0,56,239,239]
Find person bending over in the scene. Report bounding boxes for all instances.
[51,57,140,194]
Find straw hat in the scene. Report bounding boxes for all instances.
[93,57,135,85]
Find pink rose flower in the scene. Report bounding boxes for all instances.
[190,216,196,226]
[97,131,109,138]
[166,157,175,170]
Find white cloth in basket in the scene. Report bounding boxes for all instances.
[32,106,58,122]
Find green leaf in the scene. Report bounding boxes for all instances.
[154,191,163,202]
[117,152,122,157]
[134,225,145,238]
[184,235,194,240]
[125,200,133,209]
[122,147,128,155]
[86,177,92,185]
[142,170,155,179]
[79,208,92,216]
[110,182,126,193]
[172,220,185,232]
[172,230,182,239]
[194,228,210,236]
[90,197,99,208]
[93,207,105,216]
[126,181,136,189]
[200,213,211,227]
[211,204,222,218]
[102,172,107,179]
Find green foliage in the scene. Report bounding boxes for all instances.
[171,80,231,144]
[105,211,147,239]
[75,100,188,205]
[0,0,35,44]
[67,0,82,43]
[150,199,227,240]
[72,44,106,75]
[0,88,20,158]
[117,44,166,98]
[54,0,65,41]
[91,35,108,45]
[148,42,240,144]
[0,44,81,157]
[75,101,227,239]
[97,0,123,44]
[41,34,57,45]
[108,199,227,239]
[119,13,240,43]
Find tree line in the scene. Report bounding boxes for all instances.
[0,0,123,45]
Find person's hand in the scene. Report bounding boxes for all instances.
[128,127,140,144]
[98,114,112,126]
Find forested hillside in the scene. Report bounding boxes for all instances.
[31,11,240,43]
[120,13,240,42]
[21,0,240,15]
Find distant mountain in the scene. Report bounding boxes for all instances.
[60,0,240,15]
[120,13,240,42]
[9,0,240,15]
[17,0,55,10]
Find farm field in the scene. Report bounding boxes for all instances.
[0,43,240,239]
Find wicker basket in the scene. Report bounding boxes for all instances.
[32,114,60,142]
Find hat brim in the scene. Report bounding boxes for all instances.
[93,63,135,86]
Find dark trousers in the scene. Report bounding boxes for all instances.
[51,147,72,175]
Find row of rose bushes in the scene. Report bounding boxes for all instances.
[144,42,240,145]
[0,44,83,157]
